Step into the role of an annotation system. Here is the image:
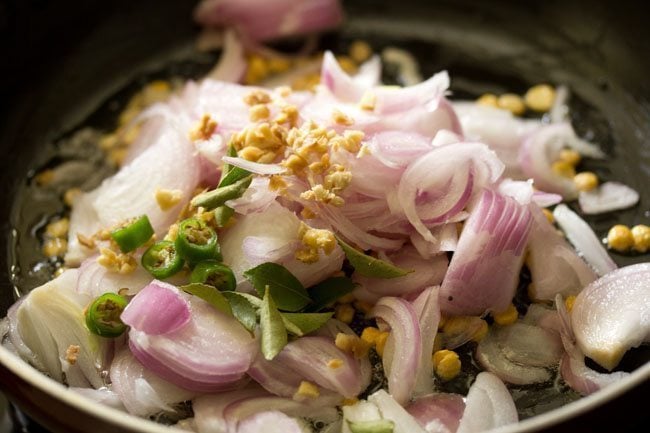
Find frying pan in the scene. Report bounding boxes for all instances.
[0,0,649,431]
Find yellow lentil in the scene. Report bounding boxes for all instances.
[607,224,634,252]
[574,172,599,192]
[492,304,518,326]
[524,84,556,112]
[559,149,581,166]
[631,224,650,253]
[476,93,498,108]
[432,349,461,381]
[497,93,526,116]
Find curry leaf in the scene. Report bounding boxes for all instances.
[260,287,287,360]
[281,312,334,336]
[222,291,259,332]
[336,236,412,279]
[306,277,356,312]
[180,283,232,316]
[243,262,311,312]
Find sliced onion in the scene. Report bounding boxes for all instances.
[518,123,586,198]
[15,269,111,389]
[476,325,554,385]
[70,387,125,411]
[440,189,532,316]
[571,263,650,370]
[498,178,535,205]
[223,395,339,432]
[65,190,102,266]
[110,348,197,417]
[578,181,640,215]
[370,297,422,405]
[321,51,373,103]
[526,204,597,300]
[453,101,540,179]
[522,304,562,334]
[193,387,268,433]
[354,247,447,297]
[273,336,363,398]
[237,411,305,433]
[406,393,465,433]
[128,295,256,392]
[91,127,200,237]
[412,287,441,397]
[366,131,434,169]
[368,389,427,433]
[342,400,382,428]
[206,29,246,82]
[222,156,285,175]
[456,372,518,433]
[410,224,458,259]
[76,256,153,297]
[226,177,279,215]
[559,353,630,397]
[553,204,617,277]
[194,0,343,42]
[3,299,42,370]
[122,281,190,336]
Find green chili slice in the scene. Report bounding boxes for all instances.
[175,218,220,264]
[190,260,236,291]
[85,293,128,338]
[110,215,154,253]
[141,240,184,279]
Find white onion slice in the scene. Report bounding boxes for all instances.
[70,387,125,411]
[553,204,617,277]
[221,156,285,175]
[457,372,518,433]
[412,287,441,397]
[237,411,305,433]
[342,400,382,433]
[578,181,640,215]
[368,389,427,433]
[226,177,279,215]
[76,256,153,297]
[440,189,532,315]
[370,297,422,405]
[206,30,246,83]
[571,263,650,370]
[110,348,196,417]
[16,269,111,388]
[406,393,465,433]
[527,204,597,300]
[65,190,102,266]
[559,352,630,397]
[193,387,268,433]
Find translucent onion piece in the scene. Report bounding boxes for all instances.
[193,387,268,433]
[457,372,518,433]
[194,0,343,42]
[15,269,111,388]
[205,29,246,82]
[370,298,422,405]
[237,411,305,433]
[65,190,102,266]
[70,387,125,411]
[273,336,363,398]
[440,189,532,315]
[578,181,640,215]
[221,157,285,175]
[76,256,153,297]
[553,204,617,277]
[571,263,650,370]
[412,287,441,397]
[4,299,41,370]
[342,400,382,433]
[406,393,465,433]
[110,348,196,417]
[518,123,585,199]
[226,177,279,215]
[398,142,504,242]
[559,353,629,397]
[128,295,256,392]
[121,281,191,336]
[368,389,427,433]
[476,325,553,385]
[527,204,597,300]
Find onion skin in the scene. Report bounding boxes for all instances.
[571,263,650,370]
[440,189,532,315]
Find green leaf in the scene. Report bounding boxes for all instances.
[214,206,235,228]
[260,287,288,360]
[281,312,333,336]
[280,314,304,336]
[306,277,356,312]
[243,263,311,312]
[219,166,252,189]
[181,283,232,316]
[336,236,412,279]
[222,291,259,332]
